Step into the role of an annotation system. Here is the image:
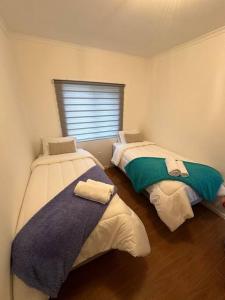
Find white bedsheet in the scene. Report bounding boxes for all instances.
[112,142,225,231]
[13,149,150,300]
[112,142,190,168]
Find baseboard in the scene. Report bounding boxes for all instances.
[202,201,225,220]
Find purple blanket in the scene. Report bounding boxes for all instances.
[11,165,115,298]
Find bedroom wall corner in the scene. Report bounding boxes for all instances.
[0,18,34,300]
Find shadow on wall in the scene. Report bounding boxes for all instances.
[78,138,117,167]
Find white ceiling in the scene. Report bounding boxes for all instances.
[1,0,225,57]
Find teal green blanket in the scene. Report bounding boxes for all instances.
[124,157,223,202]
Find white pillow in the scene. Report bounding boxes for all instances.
[42,136,77,155]
[118,130,140,144]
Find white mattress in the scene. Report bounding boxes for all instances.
[13,150,150,300]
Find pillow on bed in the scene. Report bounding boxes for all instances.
[118,130,141,144]
[48,140,76,155]
[124,133,143,143]
[42,137,77,155]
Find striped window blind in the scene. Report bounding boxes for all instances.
[54,80,124,142]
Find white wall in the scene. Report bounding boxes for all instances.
[8,26,225,180]
[145,27,225,176]
[12,35,149,166]
[0,22,34,300]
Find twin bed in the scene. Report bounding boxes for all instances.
[12,135,225,299]
[112,141,225,231]
[13,149,150,300]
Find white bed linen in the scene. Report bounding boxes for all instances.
[112,142,225,231]
[13,150,150,300]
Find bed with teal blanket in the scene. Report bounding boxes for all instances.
[124,157,223,202]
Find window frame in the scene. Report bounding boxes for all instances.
[54,79,125,142]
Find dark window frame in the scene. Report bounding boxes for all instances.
[54,79,125,142]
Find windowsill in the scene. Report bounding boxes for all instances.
[77,137,118,143]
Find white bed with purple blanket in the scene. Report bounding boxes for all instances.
[13,149,150,300]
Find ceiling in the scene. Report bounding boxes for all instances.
[1,0,225,57]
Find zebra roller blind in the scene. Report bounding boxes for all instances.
[54,80,124,142]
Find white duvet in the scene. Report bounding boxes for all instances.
[13,149,150,300]
[112,142,225,231]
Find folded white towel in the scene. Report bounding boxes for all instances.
[165,158,181,176]
[74,181,111,204]
[87,179,115,194]
[176,160,189,177]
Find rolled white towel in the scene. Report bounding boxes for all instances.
[87,179,115,194]
[165,158,181,176]
[74,181,111,204]
[176,160,189,177]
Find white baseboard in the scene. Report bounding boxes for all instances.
[202,201,225,220]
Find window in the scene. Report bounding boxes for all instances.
[54,80,124,142]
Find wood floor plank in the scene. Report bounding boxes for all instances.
[56,167,225,300]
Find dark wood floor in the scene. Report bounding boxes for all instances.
[57,167,225,300]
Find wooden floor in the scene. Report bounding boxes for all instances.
[57,167,225,300]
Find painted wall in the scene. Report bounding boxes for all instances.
[9,27,225,174]
[12,34,149,166]
[144,27,225,177]
[0,22,34,300]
